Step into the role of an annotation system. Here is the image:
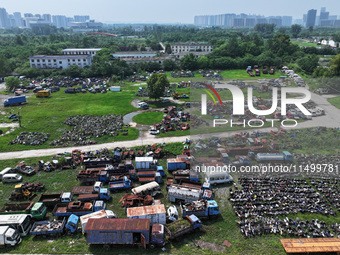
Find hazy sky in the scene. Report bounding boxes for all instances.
[2,0,340,24]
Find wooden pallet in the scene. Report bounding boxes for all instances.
[280,238,340,254]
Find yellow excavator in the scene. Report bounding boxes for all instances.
[9,184,36,201]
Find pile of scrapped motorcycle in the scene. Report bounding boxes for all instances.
[51,114,126,146]
[237,217,340,238]
[230,178,337,218]
[8,132,49,146]
[311,179,340,212]
[294,153,340,178]
[229,177,340,238]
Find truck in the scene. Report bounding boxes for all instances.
[138,172,163,184]
[164,215,202,240]
[4,96,26,107]
[127,204,166,225]
[135,157,157,171]
[52,201,106,217]
[132,181,162,197]
[72,182,103,195]
[254,65,260,76]
[255,151,293,163]
[80,210,116,234]
[0,202,47,220]
[180,200,219,219]
[120,194,154,208]
[246,66,255,77]
[84,218,165,249]
[173,170,200,183]
[109,176,132,191]
[168,183,213,203]
[0,226,21,247]
[30,215,78,236]
[38,192,73,207]
[78,188,111,201]
[36,90,51,98]
[167,158,187,172]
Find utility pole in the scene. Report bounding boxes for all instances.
[17,112,21,128]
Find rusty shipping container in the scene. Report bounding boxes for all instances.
[127,204,166,225]
[85,218,150,245]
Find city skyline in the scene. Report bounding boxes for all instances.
[1,0,340,24]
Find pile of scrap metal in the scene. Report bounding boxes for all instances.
[31,221,63,232]
[8,132,49,146]
[51,114,125,146]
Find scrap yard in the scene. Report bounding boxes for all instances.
[0,65,340,255]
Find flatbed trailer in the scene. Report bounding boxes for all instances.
[72,186,94,195]
[52,202,94,217]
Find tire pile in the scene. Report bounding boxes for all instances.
[8,132,49,146]
[51,114,124,146]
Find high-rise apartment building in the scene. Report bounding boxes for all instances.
[0,8,10,28]
[306,9,317,27]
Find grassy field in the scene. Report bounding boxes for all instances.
[166,70,283,84]
[0,87,139,152]
[328,96,340,109]
[0,127,10,134]
[220,69,282,79]
[132,111,164,125]
[0,132,339,254]
[291,40,322,48]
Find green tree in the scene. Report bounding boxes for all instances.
[254,23,275,38]
[64,65,83,78]
[329,54,340,76]
[0,55,10,77]
[146,73,169,99]
[197,56,210,69]
[269,34,298,57]
[163,59,178,71]
[5,76,20,91]
[180,53,198,70]
[291,24,302,38]
[165,44,172,54]
[93,48,112,63]
[297,55,319,74]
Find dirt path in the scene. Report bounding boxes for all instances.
[0,123,19,128]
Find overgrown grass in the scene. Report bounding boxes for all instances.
[328,96,340,109]
[291,40,323,48]
[132,112,164,125]
[220,69,282,79]
[0,88,138,152]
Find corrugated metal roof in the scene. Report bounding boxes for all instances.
[29,55,91,59]
[127,204,166,217]
[135,157,153,162]
[167,158,186,163]
[85,218,150,231]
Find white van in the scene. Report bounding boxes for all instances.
[138,102,149,109]
[0,167,15,180]
[2,174,23,183]
[205,171,233,185]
